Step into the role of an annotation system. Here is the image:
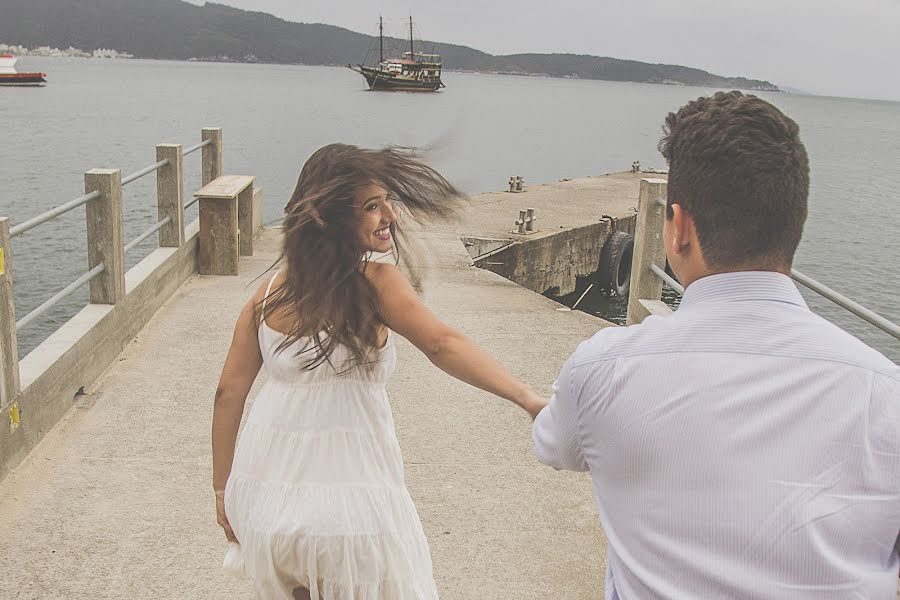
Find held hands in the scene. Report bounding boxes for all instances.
[215,490,238,543]
[519,388,549,420]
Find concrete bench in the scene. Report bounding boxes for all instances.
[194,175,256,275]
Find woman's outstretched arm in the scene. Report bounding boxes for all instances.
[366,262,547,418]
[211,290,264,540]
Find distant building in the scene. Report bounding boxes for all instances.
[92,48,134,59]
[0,43,29,55]
[0,43,90,58]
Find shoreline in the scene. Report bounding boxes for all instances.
[8,53,783,94]
[16,55,900,103]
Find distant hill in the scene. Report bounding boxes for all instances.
[0,0,780,91]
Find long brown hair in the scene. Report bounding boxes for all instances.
[263,144,462,372]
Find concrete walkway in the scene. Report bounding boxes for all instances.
[456,171,646,239]
[0,227,611,598]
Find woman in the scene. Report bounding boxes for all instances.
[212,144,546,599]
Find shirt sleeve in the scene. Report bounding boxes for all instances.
[532,356,588,472]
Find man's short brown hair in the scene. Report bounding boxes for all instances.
[659,91,809,270]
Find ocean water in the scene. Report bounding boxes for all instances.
[2,57,898,361]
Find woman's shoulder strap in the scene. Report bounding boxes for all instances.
[260,270,280,323]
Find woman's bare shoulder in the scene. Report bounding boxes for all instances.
[362,261,409,290]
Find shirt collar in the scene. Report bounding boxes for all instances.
[679,271,808,310]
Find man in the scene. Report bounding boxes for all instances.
[533,91,900,599]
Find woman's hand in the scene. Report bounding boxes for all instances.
[519,389,549,420]
[212,290,265,540]
[216,491,238,543]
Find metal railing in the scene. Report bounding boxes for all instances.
[0,127,245,485]
[121,158,169,186]
[184,138,211,156]
[124,216,172,254]
[788,269,900,341]
[4,130,221,336]
[16,264,106,332]
[9,191,102,238]
[649,263,684,295]
[180,140,212,213]
[641,190,900,342]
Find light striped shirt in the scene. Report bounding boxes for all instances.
[533,271,900,599]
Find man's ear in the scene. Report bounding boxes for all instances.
[672,204,708,276]
[669,203,689,257]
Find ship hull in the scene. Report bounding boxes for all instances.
[0,73,47,86]
[353,66,442,92]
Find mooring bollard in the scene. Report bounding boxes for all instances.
[512,208,537,234]
[515,209,527,234]
[508,175,526,193]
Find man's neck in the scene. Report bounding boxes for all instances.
[682,264,791,289]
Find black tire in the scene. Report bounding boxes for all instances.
[597,231,635,297]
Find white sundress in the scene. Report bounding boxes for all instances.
[223,274,439,599]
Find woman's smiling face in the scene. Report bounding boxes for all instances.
[354,183,397,254]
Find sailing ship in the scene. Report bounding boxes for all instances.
[0,55,47,86]
[348,17,444,92]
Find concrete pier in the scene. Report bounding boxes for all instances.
[1,164,897,598]
[459,172,645,296]
[0,227,609,599]
[0,165,670,597]
[460,171,644,238]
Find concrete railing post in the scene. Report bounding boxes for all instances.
[626,178,668,325]
[237,183,254,257]
[156,144,185,247]
[84,169,125,304]
[0,218,20,408]
[252,188,263,236]
[198,196,239,276]
[201,128,223,186]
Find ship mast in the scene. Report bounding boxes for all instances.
[379,16,384,63]
[409,16,414,58]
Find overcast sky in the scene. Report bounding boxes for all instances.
[185,0,900,101]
